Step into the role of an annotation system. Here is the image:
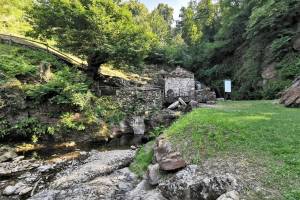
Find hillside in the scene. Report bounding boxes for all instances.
[0,42,124,143]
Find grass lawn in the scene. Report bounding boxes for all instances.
[165,101,300,200]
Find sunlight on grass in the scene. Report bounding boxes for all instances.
[100,64,151,84]
[165,101,300,199]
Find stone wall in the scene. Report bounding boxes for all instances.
[116,87,163,115]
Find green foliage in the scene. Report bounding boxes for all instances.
[0,54,36,78]
[26,67,89,105]
[129,141,154,177]
[149,126,165,138]
[166,101,300,199]
[0,43,66,83]
[175,0,300,100]
[60,113,85,131]
[94,97,125,124]
[0,117,47,142]
[26,0,155,71]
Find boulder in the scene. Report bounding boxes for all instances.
[0,146,17,163]
[158,166,238,200]
[154,137,173,162]
[147,109,179,129]
[280,77,300,107]
[189,100,199,109]
[217,191,240,200]
[195,88,217,103]
[147,164,161,186]
[159,152,186,171]
[3,185,17,196]
[189,174,238,200]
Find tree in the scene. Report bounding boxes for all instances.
[26,0,154,78]
[149,3,174,44]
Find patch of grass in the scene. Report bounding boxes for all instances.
[129,141,154,177]
[165,101,300,200]
[100,63,151,84]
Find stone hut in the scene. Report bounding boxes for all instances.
[164,67,195,103]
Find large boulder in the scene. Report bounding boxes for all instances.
[158,152,186,171]
[147,164,161,186]
[154,137,187,172]
[280,77,300,107]
[158,165,239,200]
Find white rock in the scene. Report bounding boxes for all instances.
[3,185,17,196]
[217,190,239,200]
[18,186,33,195]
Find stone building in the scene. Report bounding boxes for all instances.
[164,67,195,103]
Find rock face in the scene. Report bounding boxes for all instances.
[0,146,17,163]
[280,77,300,107]
[30,150,137,200]
[158,165,238,200]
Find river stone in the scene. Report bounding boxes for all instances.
[217,191,240,200]
[3,185,17,196]
[0,146,17,163]
[147,164,161,186]
[159,152,186,171]
[18,186,33,195]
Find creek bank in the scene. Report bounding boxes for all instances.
[127,137,241,200]
[1,137,241,200]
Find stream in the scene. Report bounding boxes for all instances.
[0,141,136,200]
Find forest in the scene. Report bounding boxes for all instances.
[1,1,300,200]
[1,0,299,99]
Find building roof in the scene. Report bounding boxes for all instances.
[167,67,194,78]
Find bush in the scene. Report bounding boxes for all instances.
[0,117,48,142]
[26,67,90,105]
